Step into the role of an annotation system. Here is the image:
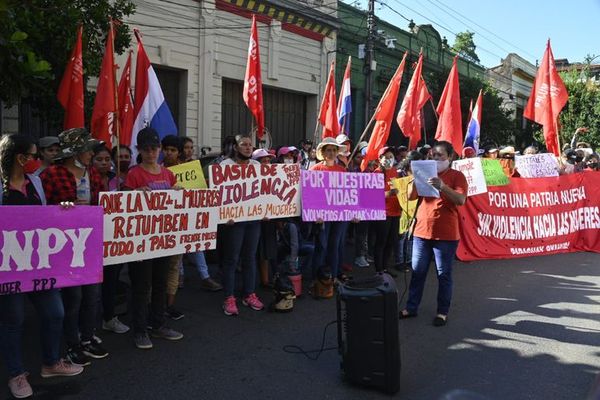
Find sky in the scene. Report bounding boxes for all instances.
[344,0,600,68]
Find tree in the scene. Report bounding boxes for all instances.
[0,0,135,130]
[452,31,480,64]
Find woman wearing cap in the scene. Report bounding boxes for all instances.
[123,127,184,349]
[372,147,400,276]
[400,141,468,327]
[0,134,83,399]
[33,136,61,176]
[310,138,348,285]
[40,128,109,366]
[219,134,265,316]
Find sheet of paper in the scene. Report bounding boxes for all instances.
[410,160,439,198]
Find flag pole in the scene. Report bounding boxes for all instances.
[347,114,375,165]
[110,20,122,189]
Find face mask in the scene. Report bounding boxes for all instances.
[118,161,130,172]
[588,163,598,169]
[23,159,38,173]
[283,158,294,164]
[436,159,450,173]
[74,158,87,169]
[381,158,393,169]
[575,156,583,163]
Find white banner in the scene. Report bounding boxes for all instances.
[100,189,220,265]
[209,163,301,223]
[452,158,488,196]
[515,154,560,178]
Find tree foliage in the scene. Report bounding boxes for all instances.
[0,0,135,129]
[451,31,480,64]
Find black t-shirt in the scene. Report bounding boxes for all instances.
[4,180,43,206]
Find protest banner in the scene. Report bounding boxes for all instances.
[411,160,439,197]
[209,163,301,223]
[301,170,386,222]
[481,159,510,186]
[515,153,560,178]
[452,158,487,196]
[168,160,207,189]
[391,176,417,234]
[457,172,600,261]
[100,189,220,265]
[0,206,103,295]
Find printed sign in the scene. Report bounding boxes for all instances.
[0,206,104,295]
[481,159,510,186]
[515,153,560,178]
[100,189,220,265]
[168,160,207,189]
[452,158,487,196]
[209,163,301,223]
[301,170,386,221]
[457,172,600,261]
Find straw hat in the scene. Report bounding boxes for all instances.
[316,137,346,161]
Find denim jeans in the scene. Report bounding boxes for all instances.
[102,264,123,322]
[220,221,261,297]
[397,232,413,265]
[185,251,209,280]
[128,257,170,334]
[313,222,345,278]
[62,283,101,346]
[354,221,369,258]
[406,237,459,315]
[0,290,64,377]
[372,216,399,272]
[337,221,350,269]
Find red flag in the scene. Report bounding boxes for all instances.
[243,15,265,140]
[397,52,431,150]
[318,61,340,138]
[435,56,463,155]
[118,51,134,146]
[57,25,85,129]
[91,22,116,148]
[524,40,568,156]
[361,52,408,171]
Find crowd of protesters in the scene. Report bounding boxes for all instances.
[0,124,597,397]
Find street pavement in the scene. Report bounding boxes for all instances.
[3,251,600,400]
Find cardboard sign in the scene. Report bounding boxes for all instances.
[168,160,207,189]
[100,189,220,265]
[301,170,386,222]
[391,177,418,234]
[0,206,104,295]
[452,158,488,196]
[209,163,301,223]
[481,159,510,186]
[515,154,560,178]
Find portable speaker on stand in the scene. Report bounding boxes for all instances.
[336,272,400,394]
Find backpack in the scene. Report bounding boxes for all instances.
[0,174,47,206]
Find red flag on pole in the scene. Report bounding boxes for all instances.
[524,40,568,156]
[361,52,408,171]
[91,22,116,148]
[243,15,265,140]
[397,52,431,150]
[318,60,340,139]
[118,51,134,146]
[57,25,85,129]
[435,56,463,155]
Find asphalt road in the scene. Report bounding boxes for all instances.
[3,251,600,400]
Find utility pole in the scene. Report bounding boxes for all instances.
[364,0,376,121]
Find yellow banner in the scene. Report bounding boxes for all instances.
[391,176,417,234]
[168,160,207,189]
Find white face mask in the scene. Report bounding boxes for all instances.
[381,158,393,169]
[283,158,294,164]
[436,159,450,173]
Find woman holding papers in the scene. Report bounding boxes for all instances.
[400,141,468,327]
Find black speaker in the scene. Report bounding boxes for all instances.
[336,273,400,394]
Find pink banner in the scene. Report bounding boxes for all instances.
[0,206,104,295]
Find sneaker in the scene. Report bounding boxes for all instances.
[366,255,374,263]
[102,317,130,334]
[81,337,108,359]
[65,346,91,367]
[41,359,84,378]
[8,373,33,398]
[354,256,370,268]
[165,306,185,321]
[199,277,223,292]
[150,326,184,341]
[242,293,264,311]
[134,332,153,349]
[383,269,398,278]
[223,296,239,316]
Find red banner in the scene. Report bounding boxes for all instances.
[457,171,600,261]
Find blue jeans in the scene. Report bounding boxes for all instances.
[220,221,261,297]
[406,237,459,315]
[0,290,64,377]
[62,283,101,346]
[184,251,209,280]
[313,222,345,278]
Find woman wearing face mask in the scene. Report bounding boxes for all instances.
[109,145,132,191]
[372,147,400,276]
[400,141,468,327]
[219,134,265,316]
[585,153,600,171]
[277,147,297,164]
